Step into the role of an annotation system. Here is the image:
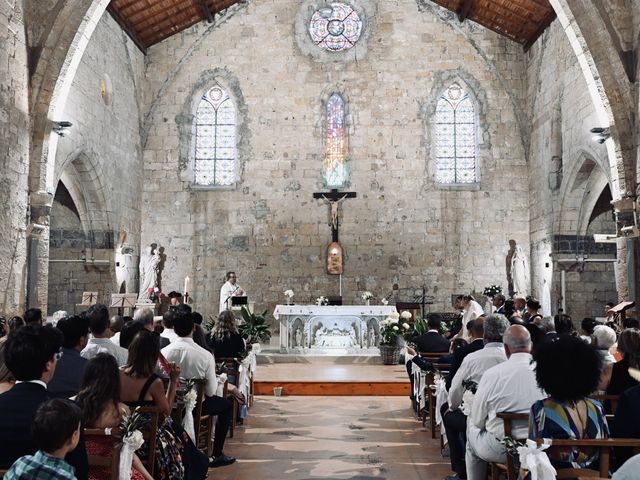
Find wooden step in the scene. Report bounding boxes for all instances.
[254,380,410,396]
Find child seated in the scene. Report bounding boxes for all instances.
[4,398,81,480]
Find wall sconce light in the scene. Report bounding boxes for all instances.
[53,121,73,137]
[590,127,610,144]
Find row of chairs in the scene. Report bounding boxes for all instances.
[84,356,254,478]
[415,353,640,479]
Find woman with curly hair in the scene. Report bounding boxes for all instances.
[207,310,245,359]
[75,353,151,480]
[528,335,609,472]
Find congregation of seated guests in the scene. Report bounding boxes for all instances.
[0,304,251,479]
[404,294,640,480]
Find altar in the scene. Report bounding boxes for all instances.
[273,305,398,354]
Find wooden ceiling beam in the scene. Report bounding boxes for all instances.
[142,0,238,45]
[106,3,148,52]
[457,0,473,22]
[194,0,214,23]
[523,9,556,51]
[125,0,193,25]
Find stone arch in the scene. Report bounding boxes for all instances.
[556,151,611,240]
[58,152,113,237]
[28,0,110,198]
[175,68,251,188]
[421,70,490,187]
[549,0,635,199]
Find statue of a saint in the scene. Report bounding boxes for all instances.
[511,245,530,297]
[368,327,376,348]
[294,327,302,348]
[138,245,161,301]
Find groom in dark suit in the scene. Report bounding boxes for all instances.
[0,324,87,478]
[415,314,451,353]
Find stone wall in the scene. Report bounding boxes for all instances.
[140,0,531,323]
[0,0,29,316]
[525,22,618,322]
[46,13,145,314]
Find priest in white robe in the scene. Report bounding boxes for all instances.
[219,271,246,312]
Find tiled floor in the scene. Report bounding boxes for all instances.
[210,396,451,480]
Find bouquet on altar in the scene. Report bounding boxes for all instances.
[316,296,328,306]
[361,291,373,301]
[379,311,410,346]
[482,284,503,298]
[284,289,294,299]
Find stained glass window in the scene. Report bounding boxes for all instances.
[434,84,478,184]
[309,3,362,52]
[193,85,236,186]
[323,93,348,187]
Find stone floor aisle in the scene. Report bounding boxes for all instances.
[209,395,451,480]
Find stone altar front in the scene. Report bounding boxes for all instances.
[273,305,398,354]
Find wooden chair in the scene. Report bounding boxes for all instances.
[85,428,120,480]
[419,351,447,361]
[191,378,214,457]
[218,357,242,438]
[537,438,640,478]
[422,364,451,439]
[137,405,162,478]
[493,412,529,480]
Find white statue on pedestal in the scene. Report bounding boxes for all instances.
[138,245,161,301]
[511,245,530,296]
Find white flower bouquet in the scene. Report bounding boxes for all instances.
[316,296,328,306]
[361,291,373,301]
[284,289,294,298]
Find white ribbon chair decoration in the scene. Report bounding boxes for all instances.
[517,438,557,480]
[118,429,144,480]
[182,387,198,443]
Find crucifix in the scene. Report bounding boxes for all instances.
[313,189,357,281]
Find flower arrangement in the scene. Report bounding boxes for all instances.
[316,296,328,306]
[482,284,503,298]
[148,287,161,303]
[381,298,389,306]
[400,310,412,320]
[379,312,410,346]
[118,408,146,479]
[284,289,294,305]
[361,291,373,301]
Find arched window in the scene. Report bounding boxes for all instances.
[434,84,478,184]
[193,85,236,186]
[323,93,348,188]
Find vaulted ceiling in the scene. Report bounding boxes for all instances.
[108,0,555,53]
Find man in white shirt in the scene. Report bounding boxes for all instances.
[159,309,179,343]
[465,325,546,480]
[219,271,245,313]
[443,313,509,480]
[161,310,236,468]
[81,304,128,366]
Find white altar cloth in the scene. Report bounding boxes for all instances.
[273,305,398,319]
[274,305,398,354]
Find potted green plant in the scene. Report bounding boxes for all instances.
[239,306,272,346]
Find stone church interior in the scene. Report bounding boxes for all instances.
[1,0,640,479]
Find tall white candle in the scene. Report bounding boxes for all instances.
[184,275,190,294]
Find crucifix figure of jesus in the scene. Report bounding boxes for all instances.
[313,189,357,241]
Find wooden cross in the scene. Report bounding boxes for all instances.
[313,189,357,242]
